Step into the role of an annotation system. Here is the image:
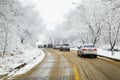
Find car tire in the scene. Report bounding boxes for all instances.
[80,53,84,58]
[77,51,80,56]
[80,54,82,57]
[79,51,82,57]
[59,49,61,51]
[94,55,97,58]
[68,49,70,52]
[77,53,80,56]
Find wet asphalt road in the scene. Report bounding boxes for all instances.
[22,49,120,80]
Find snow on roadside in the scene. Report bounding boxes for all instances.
[0,45,45,79]
[9,49,45,76]
[70,48,79,51]
[97,49,120,60]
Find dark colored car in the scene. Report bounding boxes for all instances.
[48,43,53,48]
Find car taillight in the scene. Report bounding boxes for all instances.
[82,48,86,51]
[94,48,97,51]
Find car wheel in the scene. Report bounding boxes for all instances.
[77,53,80,56]
[79,51,82,57]
[80,53,84,58]
[68,49,70,52]
[59,49,61,51]
[80,54,82,57]
[77,51,79,56]
[94,55,97,58]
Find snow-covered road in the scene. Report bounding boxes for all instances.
[15,49,120,80]
[1,48,120,80]
[24,52,55,80]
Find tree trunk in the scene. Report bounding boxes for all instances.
[2,30,8,58]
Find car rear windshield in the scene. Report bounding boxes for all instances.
[83,45,94,47]
[63,44,69,46]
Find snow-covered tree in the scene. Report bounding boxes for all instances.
[52,0,120,50]
[0,0,44,70]
[100,0,120,51]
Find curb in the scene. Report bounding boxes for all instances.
[98,55,120,61]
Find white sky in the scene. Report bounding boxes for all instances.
[20,0,81,31]
[19,0,81,44]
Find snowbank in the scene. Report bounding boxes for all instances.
[98,49,120,60]
[9,49,45,76]
[0,45,45,79]
[70,48,79,51]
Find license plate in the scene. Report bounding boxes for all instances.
[87,49,92,51]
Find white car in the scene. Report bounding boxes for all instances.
[53,45,61,49]
[77,44,97,58]
[59,44,70,51]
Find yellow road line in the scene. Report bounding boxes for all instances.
[48,49,80,80]
[64,53,80,80]
[73,64,80,80]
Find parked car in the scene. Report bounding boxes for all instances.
[77,44,97,58]
[53,44,61,49]
[59,44,70,51]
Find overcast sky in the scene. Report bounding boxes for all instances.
[19,0,81,44]
[20,0,81,30]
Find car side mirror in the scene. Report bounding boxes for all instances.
[79,46,82,48]
[77,46,81,49]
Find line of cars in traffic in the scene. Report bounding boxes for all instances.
[39,43,97,58]
[53,44,70,51]
[53,44,97,58]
